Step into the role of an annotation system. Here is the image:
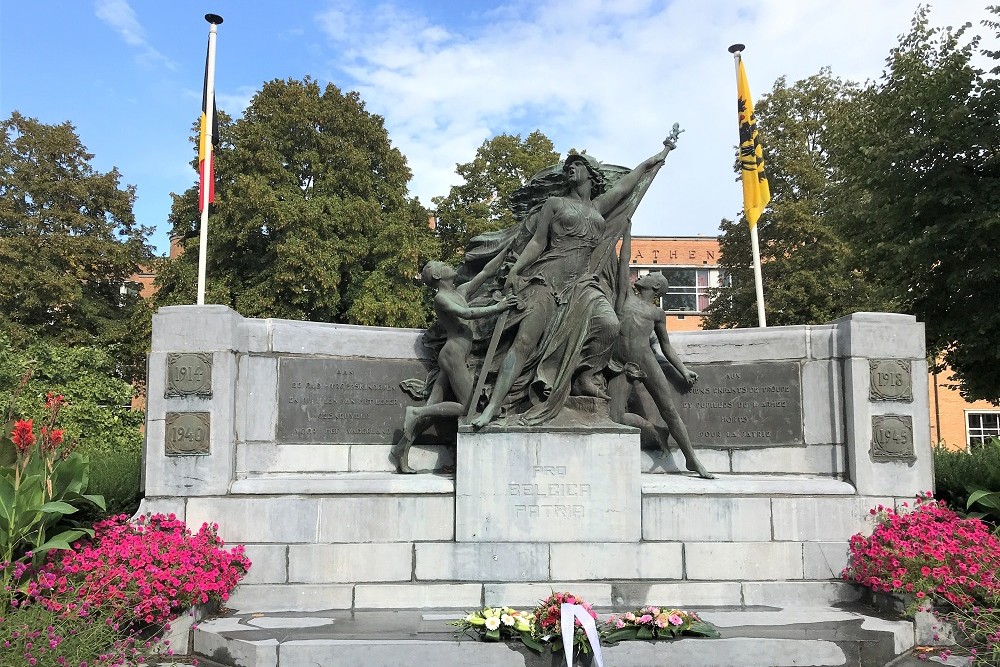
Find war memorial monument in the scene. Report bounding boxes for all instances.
[140,129,933,665]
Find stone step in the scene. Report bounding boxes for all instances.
[192,605,915,667]
[225,580,866,614]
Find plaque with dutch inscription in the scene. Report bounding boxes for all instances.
[165,353,212,397]
[659,361,803,447]
[164,412,211,455]
[870,415,915,461]
[869,359,912,402]
[277,356,435,445]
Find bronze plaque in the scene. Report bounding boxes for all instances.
[660,361,803,447]
[277,356,435,445]
[166,353,213,397]
[165,412,211,455]
[870,415,914,461]
[869,359,912,402]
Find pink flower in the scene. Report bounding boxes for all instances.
[668,613,684,626]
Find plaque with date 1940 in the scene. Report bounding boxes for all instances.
[277,356,432,445]
[164,412,211,455]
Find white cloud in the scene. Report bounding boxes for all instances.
[311,0,995,235]
[93,0,177,70]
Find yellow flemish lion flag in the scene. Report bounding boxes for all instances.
[198,39,219,213]
[736,55,770,228]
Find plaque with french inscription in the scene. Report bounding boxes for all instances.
[277,357,435,445]
[165,353,212,397]
[869,359,912,402]
[164,412,211,455]
[659,361,803,447]
[870,415,915,461]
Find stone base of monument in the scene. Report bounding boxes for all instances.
[189,604,916,667]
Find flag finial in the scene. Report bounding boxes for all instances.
[728,44,745,54]
[205,14,224,25]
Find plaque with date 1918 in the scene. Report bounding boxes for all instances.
[870,415,914,461]
[869,359,912,402]
[277,356,433,445]
[164,412,211,455]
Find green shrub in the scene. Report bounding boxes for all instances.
[934,438,1000,521]
[0,338,143,517]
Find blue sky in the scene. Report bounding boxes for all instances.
[1,1,994,255]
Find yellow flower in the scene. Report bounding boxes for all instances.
[468,614,486,627]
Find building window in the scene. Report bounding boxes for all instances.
[966,411,1000,448]
[629,267,727,314]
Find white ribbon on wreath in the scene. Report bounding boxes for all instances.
[560,603,604,667]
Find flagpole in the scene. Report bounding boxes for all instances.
[729,43,767,328]
[197,13,223,306]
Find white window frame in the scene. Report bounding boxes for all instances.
[630,265,724,315]
[965,409,1000,448]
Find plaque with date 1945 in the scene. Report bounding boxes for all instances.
[870,415,914,462]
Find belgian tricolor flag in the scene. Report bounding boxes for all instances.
[198,37,219,212]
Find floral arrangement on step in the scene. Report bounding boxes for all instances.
[450,591,720,657]
[602,606,721,642]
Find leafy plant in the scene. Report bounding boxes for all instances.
[934,439,1000,521]
[842,493,1000,614]
[967,488,1000,526]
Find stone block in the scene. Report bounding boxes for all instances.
[289,543,412,583]
[801,360,845,446]
[235,356,277,442]
[456,428,640,542]
[193,630,277,667]
[317,495,454,542]
[483,583,613,607]
[642,496,772,542]
[806,324,840,360]
[152,305,243,352]
[671,326,808,364]
[641,474,855,496]
[239,544,288,584]
[227,584,353,612]
[742,581,864,606]
[236,443,351,475]
[550,543,683,580]
[239,318,269,353]
[354,583,482,609]
[186,497,319,543]
[730,445,846,476]
[270,320,430,359]
[280,640,526,667]
[350,443,455,473]
[415,543,548,581]
[612,582,742,607]
[686,542,803,580]
[640,447,730,474]
[833,312,925,359]
[772,496,889,542]
[803,542,851,580]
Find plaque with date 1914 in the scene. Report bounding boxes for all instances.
[870,415,914,461]
[166,353,212,397]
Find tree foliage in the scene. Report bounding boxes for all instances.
[704,70,885,329]
[829,6,1000,402]
[155,77,440,327]
[0,112,153,381]
[432,131,559,260]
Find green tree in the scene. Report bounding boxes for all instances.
[0,112,153,381]
[704,69,886,329]
[155,77,439,327]
[829,6,1000,402]
[432,131,559,261]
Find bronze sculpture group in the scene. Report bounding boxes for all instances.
[392,126,712,478]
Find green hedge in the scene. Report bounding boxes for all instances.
[934,438,1000,517]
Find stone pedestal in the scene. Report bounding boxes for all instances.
[455,426,641,543]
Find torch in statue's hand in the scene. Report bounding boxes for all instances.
[663,123,684,152]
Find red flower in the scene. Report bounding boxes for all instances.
[44,392,64,410]
[11,419,35,453]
